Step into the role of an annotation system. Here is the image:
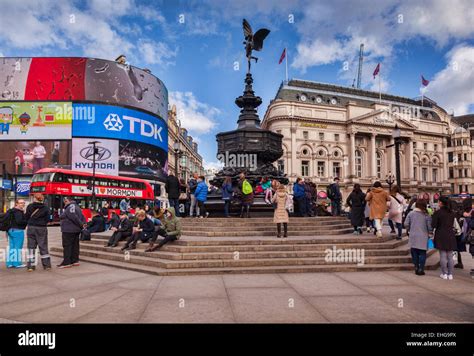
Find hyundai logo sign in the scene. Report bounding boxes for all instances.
[80,146,112,161]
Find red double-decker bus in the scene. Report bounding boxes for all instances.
[30,168,155,221]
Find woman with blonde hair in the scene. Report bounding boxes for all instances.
[272,184,290,238]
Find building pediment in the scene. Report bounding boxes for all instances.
[349,109,417,130]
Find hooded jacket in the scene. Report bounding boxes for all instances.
[25,202,50,227]
[163,207,181,238]
[9,207,27,230]
[365,187,390,220]
[60,201,86,233]
[194,181,208,202]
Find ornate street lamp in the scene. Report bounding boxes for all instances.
[173,141,183,177]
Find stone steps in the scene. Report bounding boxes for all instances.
[50,245,429,269]
[48,250,440,276]
[180,229,355,237]
[82,237,408,253]
[74,242,410,261]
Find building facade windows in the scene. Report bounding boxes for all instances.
[376,151,382,179]
[333,162,341,178]
[355,150,363,178]
[433,168,438,183]
[422,168,428,182]
[301,160,309,177]
[317,161,325,177]
[278,159,285,173]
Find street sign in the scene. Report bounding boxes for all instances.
[0,179,13,190]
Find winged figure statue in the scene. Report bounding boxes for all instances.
[243,19,270,73]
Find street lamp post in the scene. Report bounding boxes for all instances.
[386,171,395,192]
[386,124,403,191]
[88,141,100,208]
[392,125,402,190]
[173,141,183,178]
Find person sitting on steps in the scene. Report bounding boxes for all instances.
[106,211,133,247]
[145,207,181,252]
[121,210,155,251]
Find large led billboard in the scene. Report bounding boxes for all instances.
[0,57,168,121]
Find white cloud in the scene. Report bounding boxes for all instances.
[138,40,178,66]
[291,0,474,87]
[426,45,474,115]
[169,91,220,134]
[203,160,224,171]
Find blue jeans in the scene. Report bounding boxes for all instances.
[388,220,403,238]
[168,199,180,217]
[7,229,25,267]
[410,248,427,271]
[223,199,231,217]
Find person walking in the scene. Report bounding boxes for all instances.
[293,178,306,217]
[145,207,182,252]
[272,184,289,238]
[165,172,180,217]
[327,177,342,216]
[188,172,199,217]
[121,210,155,251]
[364,188,373,233]
[346,184,366,235]
[405,199,432,275]
[25,193,51,271]
[222,176,233,218]
[237,172,254,218]
[365,181,390,238]
[106,211,133,247]
[5,199,28,268]
[194,176,209,218]
[432,196,460,280]
[58,197,86,268]
[388,185,406,240]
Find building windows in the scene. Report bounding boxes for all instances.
[449,167,454,179]
[334,134,340,142]
[459,185,463,193]
[422,168,428,181]
[423,143,428,150]
[464,153,468,161]
[432,169,438,183]
[356,137,364,146]
[333,162,341,179]
[458,154,462,162]
[413,141,417,149]
[303,131,309,140]
[464,168,468,177]
[434,144,438,151]
[376,139,383,147]
[301,160,309,177]
[459,169,463,178]
[376,152,382,179]
[277,159,285,173]
[355,150,363,178]
[319,132,325,141]
[448,152,453,162]
[317,161,325,177]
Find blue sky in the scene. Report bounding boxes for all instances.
[0,0,473,168]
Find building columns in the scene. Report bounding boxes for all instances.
[406,137,413,181]
[370,133,377,178]
[349,133,356,177]
[290,124,297,177]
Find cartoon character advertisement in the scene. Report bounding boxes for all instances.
[0,102,72,140]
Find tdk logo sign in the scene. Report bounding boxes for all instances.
[103,113,163,142]
[103,114,123,131]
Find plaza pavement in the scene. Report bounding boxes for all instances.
[0,226,472,323]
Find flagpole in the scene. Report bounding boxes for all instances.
[378,72,381,103]
[285,47,288,83]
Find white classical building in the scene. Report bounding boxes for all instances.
[262,79,473,200]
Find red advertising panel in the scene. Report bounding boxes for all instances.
[24,58,86,100]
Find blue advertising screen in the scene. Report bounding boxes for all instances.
[72,103,168,152]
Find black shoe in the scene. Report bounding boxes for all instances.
[454,263,464,269]
[418,270,425,275]
[121,245,129,251]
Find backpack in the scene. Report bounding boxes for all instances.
[242,180,253,195]
[0,210,13,232]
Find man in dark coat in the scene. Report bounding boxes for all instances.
[166,172,180,217]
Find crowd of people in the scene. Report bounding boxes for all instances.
[2,175,473,280]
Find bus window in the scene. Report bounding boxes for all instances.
[32,173,51,182]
